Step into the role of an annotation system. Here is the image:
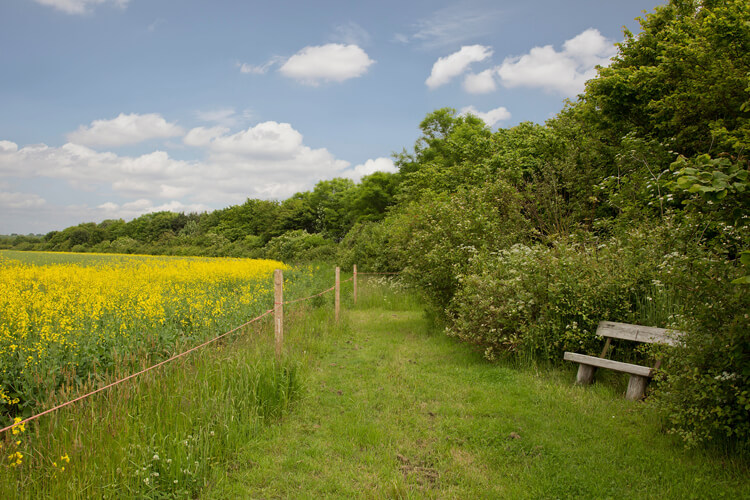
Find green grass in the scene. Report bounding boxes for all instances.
[204,278,749,499]
[2,276,747,498]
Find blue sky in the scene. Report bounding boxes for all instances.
[0,0,664,234]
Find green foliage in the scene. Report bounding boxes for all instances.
[446,234,678,363]
[308,178,357,241]
[389,180,530,313]
[337,221,402,272]
[669,154,749,219]
[651,250,750,448]
[2,0,748,453]
[262,230,335,263]
[585,0,750,156]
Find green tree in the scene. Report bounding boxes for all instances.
[585,0,750,157]
[308,178,356,241]
[345,172,399,224]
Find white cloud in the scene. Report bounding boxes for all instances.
[426,45,492,89]
[331,22,371,46]
[460,105,511,127]
[203,122,305,159]
[238,57,283,75]
[98,199,211,220]
[279,44,375,85]
[34,0,129,15]
[67,113,185,148]
[195,107,254,128]
[0,141,18,153]
[343,157,397,181]
[0,191,46,209]
[392,33,410,44]
[195,108,236,124]
[183,126,230,147]
[496,28,617,96]
[410,5,504,49]
[0,120,355,232]
[463,69,496,94]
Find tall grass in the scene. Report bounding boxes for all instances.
[0,312,306,498]
[0,259,346,498]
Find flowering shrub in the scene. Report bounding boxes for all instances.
[446,237,669,362]
[389,180,530,315]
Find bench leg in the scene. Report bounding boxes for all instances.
[625,375,649,400]
[575,364,596,385]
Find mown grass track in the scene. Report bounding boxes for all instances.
[204,279,749,499]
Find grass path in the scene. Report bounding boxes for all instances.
[203,288,748,499]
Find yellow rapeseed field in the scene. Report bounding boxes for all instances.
[0,251,286,415]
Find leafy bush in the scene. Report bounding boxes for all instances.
[390,179,530,314]
[262,230,335,263]
[648,220,750,448]
[446,234,672,362]
[337,221,404,272]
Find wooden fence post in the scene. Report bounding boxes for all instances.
[274,269,283,359]
[353,264,358,305]
[335,266,340,323]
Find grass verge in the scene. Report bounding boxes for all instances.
[204,277,749,499]
[2,276,747,498]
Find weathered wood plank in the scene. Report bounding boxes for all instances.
[596,321,681,346]
[563,352,653,377]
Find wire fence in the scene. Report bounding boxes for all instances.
[1,265,387,436]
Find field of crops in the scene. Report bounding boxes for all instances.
[0,250,288,424]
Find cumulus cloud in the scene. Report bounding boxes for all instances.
[183,126,230,147]
[0,191,46,209]
[67,113,185,147]
[342,157,397,181]
[279,44,375,85]
[0,119,356,231]
[425,45,492,89]
[34,0,129,15]
[463,69,496,94]
[496,28,617,96]
[460,105,511,127]
[97,199,211,220]
[204,122,305,159]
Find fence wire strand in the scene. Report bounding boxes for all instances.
[0,276,344,435]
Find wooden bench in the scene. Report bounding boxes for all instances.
[563,321,681,400]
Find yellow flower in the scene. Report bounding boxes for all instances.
[0,252,286,408]
[11,417,25,435]
[7,451,23,467]
[61,453,70,463]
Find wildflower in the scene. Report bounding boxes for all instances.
[11,417,25,435]
[7,451,23,467]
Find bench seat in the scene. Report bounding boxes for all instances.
[563,352,653,377]
[563,321,681,400]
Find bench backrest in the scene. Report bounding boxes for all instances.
[596,321,681,346]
